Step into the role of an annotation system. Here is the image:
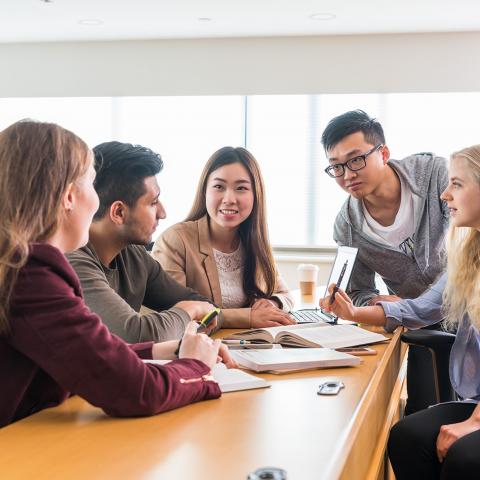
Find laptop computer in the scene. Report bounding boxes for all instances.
[290,246,358,324]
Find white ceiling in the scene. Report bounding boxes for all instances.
[2,0,480,43]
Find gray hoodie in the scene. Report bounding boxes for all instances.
[333,153,449,306]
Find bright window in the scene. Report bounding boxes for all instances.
[1,92,479,248]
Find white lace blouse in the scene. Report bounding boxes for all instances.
[212,245,248,308]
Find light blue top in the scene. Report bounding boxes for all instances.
[380,273,480,400]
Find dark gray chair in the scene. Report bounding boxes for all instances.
[401,329,457,406]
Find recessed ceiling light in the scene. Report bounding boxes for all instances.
[40,0,53,3]
[309,13,336,21]
[78,19,104,26]
[198,17,212,22]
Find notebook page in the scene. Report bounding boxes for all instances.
[211,364,270,393]
[143,360,270,393]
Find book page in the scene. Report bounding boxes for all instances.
[281,325,388,349]
[224,322,326,343]
[267,322,327,338]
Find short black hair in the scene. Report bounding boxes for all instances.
[92,141,163,220]
[321,110,385,152]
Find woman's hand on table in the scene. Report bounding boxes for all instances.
[251,298,296,328]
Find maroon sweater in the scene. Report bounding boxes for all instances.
[0,244,220,428]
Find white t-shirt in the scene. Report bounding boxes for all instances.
[213,244,248,308]
[362,176,420,257]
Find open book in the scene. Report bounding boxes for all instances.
[224,323,387,349]
[231,347,360,372]
[144,360,270,393]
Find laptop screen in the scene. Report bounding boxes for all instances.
[320,246,358,318]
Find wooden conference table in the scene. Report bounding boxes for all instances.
[0,290,407,480]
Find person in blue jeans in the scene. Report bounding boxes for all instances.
[321,144,480,479]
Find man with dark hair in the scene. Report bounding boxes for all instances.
[322,110,450,414]
[67,141,215,343]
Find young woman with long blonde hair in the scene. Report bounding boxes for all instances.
[0,120,233,428]
[153,146,294,328]
[321,144,480,479]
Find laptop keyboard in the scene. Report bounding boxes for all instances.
[290,310,334,324]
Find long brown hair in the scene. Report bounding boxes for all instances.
[186,146,277,303]
[0,120,91,335]
[443,145,480,329]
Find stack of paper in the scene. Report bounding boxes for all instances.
[230,347,361,372]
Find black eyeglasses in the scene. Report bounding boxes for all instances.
[324,144,383,178]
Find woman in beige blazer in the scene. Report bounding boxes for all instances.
[153,147,294,329]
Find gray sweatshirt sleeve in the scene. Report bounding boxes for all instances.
[379,273,446,332]
[346,258,380,307]
[69,251,193,343]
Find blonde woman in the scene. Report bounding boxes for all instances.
[320,145,480,479]
[0,120,233,428]
[153,146,294,328]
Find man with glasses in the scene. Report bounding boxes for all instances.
[321,109,449,414]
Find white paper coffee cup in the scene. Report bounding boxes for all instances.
[297,264,319,295]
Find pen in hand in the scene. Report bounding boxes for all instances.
[329,260,348,305]
[197,308,220,330]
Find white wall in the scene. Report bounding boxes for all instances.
[1,31,480,97]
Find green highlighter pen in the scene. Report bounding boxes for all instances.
[198,307,221,330]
